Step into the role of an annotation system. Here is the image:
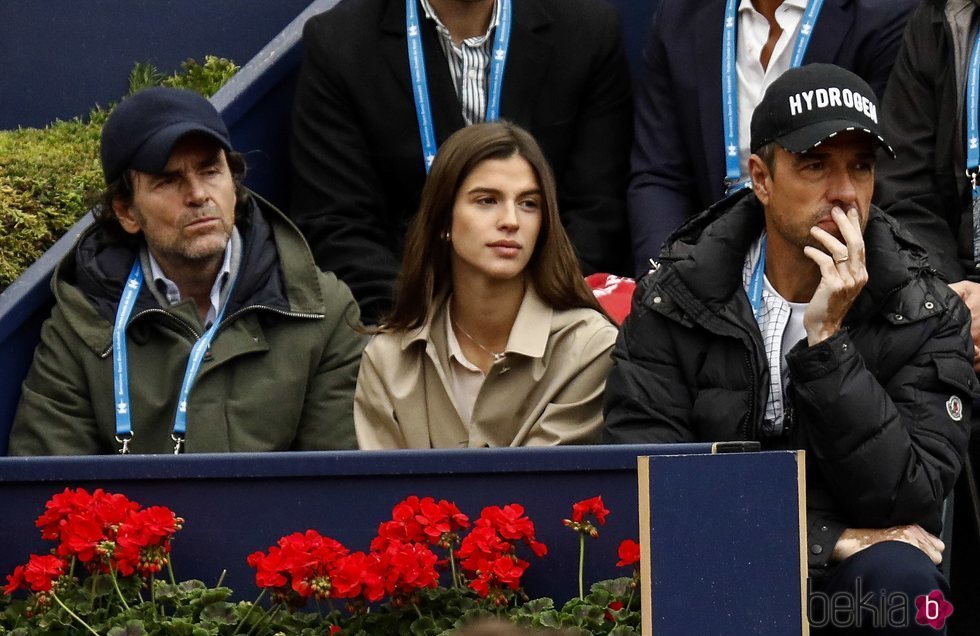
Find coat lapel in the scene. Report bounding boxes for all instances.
[802,0,852,64]
[696,1,726,196]
[500,0,552,126]
[379,0,465,143]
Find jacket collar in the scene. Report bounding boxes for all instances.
[499,0,552,126]
[57,193,325,355]
[801,0,853,66]
[400,282,554,358]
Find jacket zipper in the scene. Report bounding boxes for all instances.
[100,305,324,358]
[100,308,200,358]
[740,350,755,439]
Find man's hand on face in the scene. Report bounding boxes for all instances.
[948,280,980,372]
[831,524,945,566]
[802,207,868,346]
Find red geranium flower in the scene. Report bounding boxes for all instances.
[457,504,546,602]
[56,513,106,564]
[331,551,386,602]
[115,506,183,577]
[248,530,352,606]
[372,496,470,552]
[474,504,547,557]
[22,554,67,593]
[571,497,609,526]
[616,539,641,567]
[564,496,611,540]
[376,540,440,598]
[35,488,93,541]
[35,488,177,578]
[3,565,26,595]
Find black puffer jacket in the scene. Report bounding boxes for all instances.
[603,191,977,569]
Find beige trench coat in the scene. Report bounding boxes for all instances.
[354,287,617,448]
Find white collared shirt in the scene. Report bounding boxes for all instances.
[419,0,500,125]
[737,0,807,176]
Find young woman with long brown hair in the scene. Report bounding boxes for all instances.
[354,122,617,448]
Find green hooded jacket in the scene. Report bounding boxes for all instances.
[8,194,364,455]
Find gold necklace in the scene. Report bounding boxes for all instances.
[452,318,507,363]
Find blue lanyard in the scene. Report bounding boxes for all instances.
[747,234,768,322]
[722,0,824,195]
[406,0,512,173]
[967,27,980,266]
[112,260,232,454]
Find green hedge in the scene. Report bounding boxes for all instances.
[0,57,238,292]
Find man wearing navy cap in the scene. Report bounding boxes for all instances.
[605,64,976,633]
[9,87,364,455]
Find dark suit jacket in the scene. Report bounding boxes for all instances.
[627,0,917,276]
[876,0,972,284]
[290,0,633,322]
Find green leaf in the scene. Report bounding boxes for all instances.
[536,610,561,629]
[106,619,147,636]
[127,62,166,94]
[199,601,236,625]
[516,597,554,614]
[409,616,438,636]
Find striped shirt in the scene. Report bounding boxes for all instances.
[742,234,808,437]
[419,0,501,125]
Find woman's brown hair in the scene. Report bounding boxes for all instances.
[381,121,603,331]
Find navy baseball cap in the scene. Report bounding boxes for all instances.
[750,63,894,157]
[100,87,232,184]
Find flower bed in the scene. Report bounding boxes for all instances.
[1,489,641,635]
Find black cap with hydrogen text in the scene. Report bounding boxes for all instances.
[100,87,232,185]
[749,63,894,157]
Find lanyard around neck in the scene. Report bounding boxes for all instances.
[406,0,512,173]
[722,0,825,195]
[747,234,768,322]
[112,260,233,454]
[967,26,980,266]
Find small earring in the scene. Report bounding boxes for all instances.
[442,231,451,241]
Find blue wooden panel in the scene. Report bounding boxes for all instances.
[643,451,806,635]
[0,445,712,607]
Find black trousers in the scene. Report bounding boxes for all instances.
[809,541,950,634]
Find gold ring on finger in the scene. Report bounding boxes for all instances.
[834,254,849,264]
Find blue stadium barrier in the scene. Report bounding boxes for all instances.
[0,445,806,634]
[0,0,657,454]
[0,0,312,131]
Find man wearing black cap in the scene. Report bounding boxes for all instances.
[605,64,976,633]
[8,87,365,455]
